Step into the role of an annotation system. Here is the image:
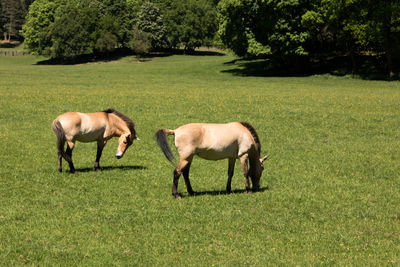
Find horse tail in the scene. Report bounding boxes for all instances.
[155,129,176,165]
[52,120,72,162]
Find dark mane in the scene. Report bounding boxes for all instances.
[240,122,261,154]
[103,108,136,139]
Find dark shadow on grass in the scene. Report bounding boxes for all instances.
[72,165,147,173]
[35,49,133,65]
[190,186,269,197]
[35,48,225,65]
[222,55,400,81]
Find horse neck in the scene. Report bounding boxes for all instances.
[108,114,130,136]
[248,148,261,170]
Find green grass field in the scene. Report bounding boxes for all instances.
[0,52,399,265]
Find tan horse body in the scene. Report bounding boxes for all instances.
[156,122,268,198]
[52,109,138,173]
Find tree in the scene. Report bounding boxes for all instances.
[50,1,99,58]
[94,14,119,53]
[1,0,25,41]
[99,0,137,47]
[303,0,400,76]
[21,0,58,55]
[0,2,3,38]
[136,1,168,49]
[22,0,140,58]
[370,0,400,77]
[160,0,218,51]
[129,28,151,58]
[218,0,312,60]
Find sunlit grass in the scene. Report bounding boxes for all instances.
[0,53,399,265]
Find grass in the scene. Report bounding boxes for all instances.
[0,52,399,265]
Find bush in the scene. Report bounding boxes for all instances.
[95,32,118,53]
[129,28,151,58]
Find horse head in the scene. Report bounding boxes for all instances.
[115,133,139,159]
[250,155,269,191]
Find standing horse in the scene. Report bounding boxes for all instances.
[155,122,268,198]
[52,109,138,173]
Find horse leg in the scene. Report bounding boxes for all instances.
[240,155,251,193]
[182,158,194,196]
[94,141,105,171]
[226,158,236,193]
[172,159,190,199]
[58,151,63,172]
[66,141,76,173]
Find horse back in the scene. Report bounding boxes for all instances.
[56,112,108,142]
[174,122,254,159]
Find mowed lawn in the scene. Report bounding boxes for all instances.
[0,52,399,265]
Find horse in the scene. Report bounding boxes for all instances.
[155,122,268,198]
[52,109,139,173]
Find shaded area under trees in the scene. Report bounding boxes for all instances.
[218,0,400,79]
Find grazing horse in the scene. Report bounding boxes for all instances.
[52,109,138,173]
[155,122,268,198]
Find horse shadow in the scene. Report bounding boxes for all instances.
[71,165,147,173]
[190,186,269,197]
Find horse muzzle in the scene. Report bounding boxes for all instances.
[115,147,123,159]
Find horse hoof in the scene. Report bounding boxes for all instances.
[247,190,253,194]
[173,193,182,199]
[58,169,62,173]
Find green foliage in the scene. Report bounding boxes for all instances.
[21,0,57,56]
[22,0,140,58]
[302,0,400,74]
[218,0,400,75]
[218,0,312,58]
[93,14,119,53]
[95,32,118,53]
[129,28,151,56]
[100,0,137,47]
[137,1,168,49]
[1,54,400,265]
[51,1,99,58]
[161,0,218,51]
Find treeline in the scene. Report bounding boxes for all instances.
[0,0,33,41]
[1,0,399,76]
[20,0,217,59]
[218,0,400,77]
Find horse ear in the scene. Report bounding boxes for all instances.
[260,155,269,163]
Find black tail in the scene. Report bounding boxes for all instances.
[155,129,175,165]
[52,120,72,162]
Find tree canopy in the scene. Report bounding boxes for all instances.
[8,0,400,76]
[1,0,33,41]
[218,0,400,76]
[159,0,218,51]
[21,0,218,58]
